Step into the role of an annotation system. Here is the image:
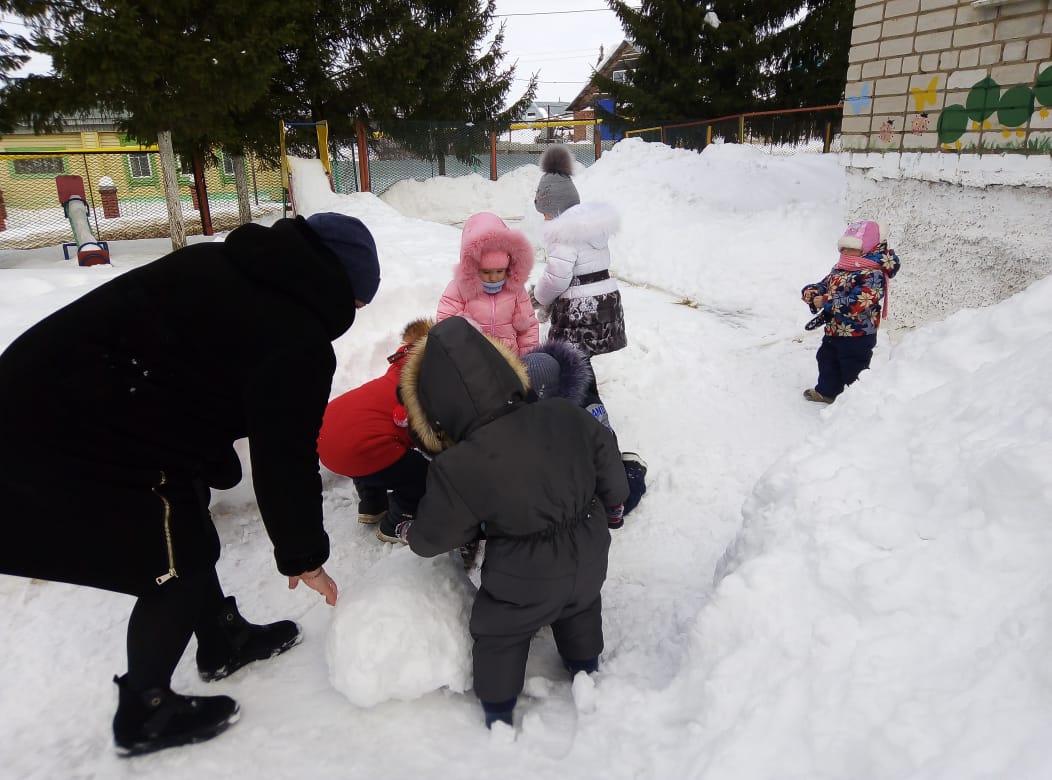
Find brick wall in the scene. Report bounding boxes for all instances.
[842,0,1052,153]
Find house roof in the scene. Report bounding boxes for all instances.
[566,39,639,113]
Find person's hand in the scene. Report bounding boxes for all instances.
[530,288,552,324]
[606,504,625,529]
[812,294,828,309]
[395,519,412,545]
[289,566,338,606]
[802,287,818,306]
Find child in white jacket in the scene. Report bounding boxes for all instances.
[532,145,627,419]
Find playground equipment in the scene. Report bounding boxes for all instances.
[56,175,110,266]
[279,119,335,216]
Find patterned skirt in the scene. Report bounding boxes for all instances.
[548,289,627,356]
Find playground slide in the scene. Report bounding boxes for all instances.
[56,175,110,266]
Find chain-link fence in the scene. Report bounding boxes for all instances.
[320,120,607,197]
[0,150,283,250]
[624,105,844,155]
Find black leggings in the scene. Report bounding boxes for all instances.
[125,567,224,691]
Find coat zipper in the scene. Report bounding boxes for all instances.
[152,470,178,585]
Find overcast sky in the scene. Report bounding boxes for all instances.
[1,3,631,107]
[490,1,631,106]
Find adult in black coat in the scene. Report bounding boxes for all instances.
[398,316,628,728]
[0,212,380,755]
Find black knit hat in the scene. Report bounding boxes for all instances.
[306,212,381,303]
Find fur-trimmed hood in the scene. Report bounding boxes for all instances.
[454,212,534,301]
[521,339,593,406]
[541,201,620,246]
[399,316,531,455]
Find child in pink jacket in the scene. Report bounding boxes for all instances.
[437,212,539,355]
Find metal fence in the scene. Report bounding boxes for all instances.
[624,105,844,155]
[317,119,609,197]
[0,150,284,250]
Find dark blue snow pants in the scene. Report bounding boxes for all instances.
[815,333,877,399]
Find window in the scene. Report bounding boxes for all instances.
[222,153,236,177]
[178,156,194,176]
[128,153,153,179]
[12,157,64,175]
[612,69,628,84]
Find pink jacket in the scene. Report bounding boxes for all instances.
[437,212,539,355]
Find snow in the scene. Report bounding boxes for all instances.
[2,138,1051,779]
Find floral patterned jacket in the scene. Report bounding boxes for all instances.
[802,248,901,337]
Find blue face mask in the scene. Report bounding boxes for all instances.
[482,279,506,294]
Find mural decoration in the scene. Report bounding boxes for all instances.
[845,82,873,115]
[911,113,929,135]
[937,66,1052,150]
[910,77,939,112]
[879,119,895,143]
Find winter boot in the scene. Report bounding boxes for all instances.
[376,512,410,544]
[196,596,302,682]
[621,452,648,515]
[112,674,239,757]
[803,388,834,404]
[562,656,599,676]
[481,697,517,729]
[358,509,386,525]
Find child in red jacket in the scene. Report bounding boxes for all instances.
[317,318,432,542]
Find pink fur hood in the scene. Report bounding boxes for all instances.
[454,212,534,300]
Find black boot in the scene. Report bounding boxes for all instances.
[196,596,302,682]
[112,675,239,757]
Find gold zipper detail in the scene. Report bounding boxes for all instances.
[152,471,178,585]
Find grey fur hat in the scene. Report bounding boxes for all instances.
[534,146,580,218]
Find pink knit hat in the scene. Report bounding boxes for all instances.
[837,220,886,254]
[479,249,510,270]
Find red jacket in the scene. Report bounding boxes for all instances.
[317,358,411,478]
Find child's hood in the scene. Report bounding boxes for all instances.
[399,316,530,454]
[542,201,620,247]
[522,339,593,405]
[455,212,534,299]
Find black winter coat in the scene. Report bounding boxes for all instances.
[400,316,628,620]
[0,217,358,593]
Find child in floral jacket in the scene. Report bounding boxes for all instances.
[801,220,901,403]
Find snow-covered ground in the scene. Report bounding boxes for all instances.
[2,139,1050,780]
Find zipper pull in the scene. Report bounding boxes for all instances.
[155,569,178,585]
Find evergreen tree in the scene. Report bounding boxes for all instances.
[0,17,31,132]
[1,0,303,159]
[597,0,851,136]
[762,0,854,110]
[601,0,765,129]
[280,0,535,172]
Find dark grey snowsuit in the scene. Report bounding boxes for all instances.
[399,316,628,703]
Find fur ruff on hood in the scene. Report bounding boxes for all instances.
[541,201,620,245]
[522,339,593,406]
[399,318,530,455]
[454,212,534,301]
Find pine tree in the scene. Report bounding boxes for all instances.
[762,0,854,110]
[281,0,535,172]
[1,0,302,157]
[597,0,728,126]
[597,0,851,137]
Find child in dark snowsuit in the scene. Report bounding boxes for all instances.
[317,318,432,542]
[521,339,646,526]
[801,220,901,403]
[396,316,628,729]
